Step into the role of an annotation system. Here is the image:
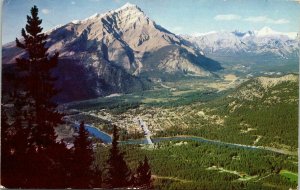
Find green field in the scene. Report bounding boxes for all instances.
[280,170,298,183]
[65,78,225,112]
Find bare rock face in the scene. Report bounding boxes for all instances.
[2,3,221,102]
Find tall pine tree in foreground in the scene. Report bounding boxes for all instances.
[15,5,62,148]
[105,125,132,188]
[1,5,71,188]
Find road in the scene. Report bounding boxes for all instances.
[150,135,297,156]
[134,117,153,144]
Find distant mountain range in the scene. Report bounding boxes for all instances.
[181,27,299,63]
[2,3,222,102]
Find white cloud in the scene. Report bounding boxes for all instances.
[191,31,217,37]
[214,14,289,25]
[41,9,50,14]
[71,1,76,5]
[244,16,289,24]
[214,14,241,21]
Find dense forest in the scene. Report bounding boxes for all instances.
[154,77,299,151]
[95,141,297,190]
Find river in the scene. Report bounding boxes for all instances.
[77,123,296,156]
[73,123,112,144]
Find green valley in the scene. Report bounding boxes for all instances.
[63,73,298,189]
[65,74,298,152]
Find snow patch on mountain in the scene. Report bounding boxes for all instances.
[182,27,299,59]
[71,20,80,24]
[195,27,297,39]
[254,27,297,39]
[115,2,139,12]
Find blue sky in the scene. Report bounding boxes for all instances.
[2,0,300,44]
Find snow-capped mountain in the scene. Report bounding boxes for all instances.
[25,2,220,75]
[252,27,297,39]
[182,27,298,60]
[2,3,221,102]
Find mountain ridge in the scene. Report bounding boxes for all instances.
[181,27,299,60]
[2,3,222,102]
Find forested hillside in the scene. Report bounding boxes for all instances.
[160,74,298,151]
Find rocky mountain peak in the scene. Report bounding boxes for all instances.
[3,3,222,102]
[107,3,149,30]
[69,3,145,27]
[115,2,141,12]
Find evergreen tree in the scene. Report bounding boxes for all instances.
[1,5,70,188]
[71,121,96,188]
[135,156,152,188]
[105,125,132,188]
[15,5,62,149]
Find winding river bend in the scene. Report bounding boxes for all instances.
[73,122,112,144]
[77,123,296,156]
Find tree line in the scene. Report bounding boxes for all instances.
[1,6,152,189]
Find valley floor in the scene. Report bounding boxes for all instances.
[63,73,298,189]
